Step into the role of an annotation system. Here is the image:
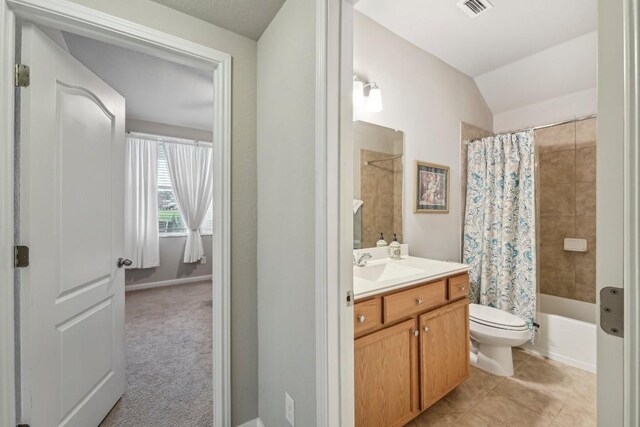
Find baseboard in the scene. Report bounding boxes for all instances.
[521,344,597,373]
[236,417,264,427]
[125,275,212,292]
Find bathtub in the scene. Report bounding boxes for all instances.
[521,294,597,373]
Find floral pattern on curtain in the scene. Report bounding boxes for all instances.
[462,130,537,330]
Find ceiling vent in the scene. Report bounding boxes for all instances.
[457,0,494,18]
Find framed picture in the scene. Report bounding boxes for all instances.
[414,161,450,213]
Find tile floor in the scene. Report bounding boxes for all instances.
[408,348,596,427]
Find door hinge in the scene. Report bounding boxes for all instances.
[15,245,29,268]
[600,286,624,337]
[15,64,30,87]
[346,290,354,307]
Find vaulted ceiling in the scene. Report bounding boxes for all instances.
[355,0,597,114]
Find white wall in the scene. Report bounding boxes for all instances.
[65,1,260,424]
[257,0,317,425]
[354,12,493,262]
[494,88,597,133]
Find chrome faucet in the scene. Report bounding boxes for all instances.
[353,252,372,267]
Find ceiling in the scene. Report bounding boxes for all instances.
[355,0,597,78]
[63,32,214,131]
[355,0,598,116]
[150,0,286,40]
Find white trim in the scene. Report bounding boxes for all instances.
[624,0,640,425]
[522,346,597,374]
[1,1,232,426]
[315,0,329,424]
[0,2,16,426]
[124,275,212,292]
[235,417,264,427]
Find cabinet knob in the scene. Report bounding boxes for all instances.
[358,314,366,323]
[416,298,424,305]
[423,325,430,333]
[459,285,465,291]
[411,329,419,337]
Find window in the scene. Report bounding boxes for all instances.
[157,142,213,236]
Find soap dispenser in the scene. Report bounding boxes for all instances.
[376,233,387,247]
[389,234,401,259]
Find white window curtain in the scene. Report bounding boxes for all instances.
[125,136,160,268]
[163,142,213,263]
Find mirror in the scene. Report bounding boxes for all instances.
[353,121,404,249]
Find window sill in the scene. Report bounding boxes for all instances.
[160,232,213,238]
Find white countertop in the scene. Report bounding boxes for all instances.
[353,256,470,300]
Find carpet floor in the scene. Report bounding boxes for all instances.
[100,281,213,427]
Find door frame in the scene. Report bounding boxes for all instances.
[0,0,232,426]
[623,1,640,425]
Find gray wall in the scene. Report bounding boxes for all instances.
[125,235,213,285]
[125,119,213,286]
[257,0,317,424]
[65,1,259,423]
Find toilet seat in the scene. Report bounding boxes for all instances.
[469,304,528,331]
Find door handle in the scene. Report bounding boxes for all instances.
[117,258,132,268]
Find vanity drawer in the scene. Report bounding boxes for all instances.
[448,274,469,300]
[354,298,382,335]
[383,280,447,324]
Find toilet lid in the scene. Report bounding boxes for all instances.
[469,304,529,331]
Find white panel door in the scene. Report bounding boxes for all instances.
[18,24,126,427]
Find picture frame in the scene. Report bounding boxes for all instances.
[414,161,450,213]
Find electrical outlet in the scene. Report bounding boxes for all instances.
[201,255,207,264]
[285,392,295,426]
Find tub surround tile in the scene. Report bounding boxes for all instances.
[576,118,597,148]
[539,150,576,185]
[536,122,575,153]
[575,147,596,183]
[535,118,597,304]
[575,182,596,216]
[540,183,575,216]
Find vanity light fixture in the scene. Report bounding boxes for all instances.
[353,74,383,113]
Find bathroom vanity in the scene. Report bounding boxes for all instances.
[353,252,470,427]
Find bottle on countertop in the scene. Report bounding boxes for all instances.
[376,232,387,247]
[389,234,401,259]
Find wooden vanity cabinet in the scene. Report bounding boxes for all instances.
[419,298,470,409]
[355,319,420,427]
[354,272,470,427]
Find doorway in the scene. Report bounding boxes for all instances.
[0,1,231,426]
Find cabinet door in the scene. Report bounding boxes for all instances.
[420,300,469,409]
[355,318,419,427]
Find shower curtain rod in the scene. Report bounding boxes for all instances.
[126,131,213,147]
[364,153,403,166]
[464,114,598,144]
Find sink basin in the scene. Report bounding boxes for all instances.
[354,262,425,283]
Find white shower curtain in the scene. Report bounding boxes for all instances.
[462,131,536,329]
[163,142,213,263]
[125,136,160,268]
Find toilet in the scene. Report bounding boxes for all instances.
[469,303,530,377]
